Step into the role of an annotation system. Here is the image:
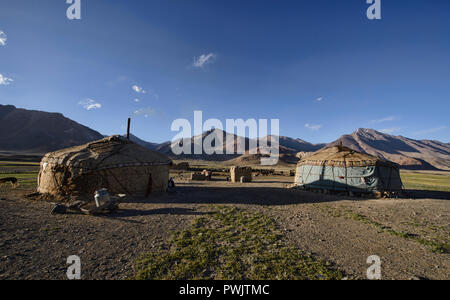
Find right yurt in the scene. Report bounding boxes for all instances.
[295,145,403,194]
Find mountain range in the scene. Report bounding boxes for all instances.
[329,128,450,170]
[1,104,449,170]
[0,104,104,153]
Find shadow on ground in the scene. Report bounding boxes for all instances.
[113,207,209,218]
[125,186,349,206]
[404,189,450,200]
[121,185,450,207]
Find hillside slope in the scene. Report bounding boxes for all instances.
[329,128,450,170]
[0,105,104,153]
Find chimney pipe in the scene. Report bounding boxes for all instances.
[127,118,131,140]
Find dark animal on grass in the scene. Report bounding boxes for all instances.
[0,177,19,189]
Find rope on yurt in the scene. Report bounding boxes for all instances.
[343,152,349,193]
[103,168,132,195]
[375,166,385,193]
[332,165,336,191]
[304,164,314,187]
[146,173,153,197]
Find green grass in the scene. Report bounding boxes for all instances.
[0,172,38,178]
[0,161,40,190]
[322,205,450,254]
[0,161,40,166]
[401,171,450,192]
[135,206,344,280]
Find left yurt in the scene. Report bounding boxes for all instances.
[38,135,172,197]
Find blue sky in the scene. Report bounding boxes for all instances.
[0,0,449,143]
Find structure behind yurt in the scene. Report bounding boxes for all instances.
[38,135,172,197]
[230,166,252,183]
[295,145,402,195]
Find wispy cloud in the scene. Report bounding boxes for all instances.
[414,126,447,136]
[131,84,160,101]
[133,107,156,118]
[79,99,102,111]
[132,85,147,94]
[316,97,323,102]
[134,98,140,102]
[193,53,217,68]
[379,127,400,134]
[0,31,6,46]
[369,116,397,124]
[0,73,13,85]
[305,123,322,131]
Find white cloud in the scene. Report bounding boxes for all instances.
[316,97,323,102]
[134,98,140,102]
[79,99,102,110]
[369,116,397,124]
[133,107,155,118]
[379,127,400,134]
[0,73,13,85]
[305,123,322,131]
[132,85,147,94]
[0,31,6,46]
[414,126,447,136]
[193,53,217,68]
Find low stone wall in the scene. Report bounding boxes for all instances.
[230,166,252,183]
[191,172,207,181]
[171,162,190,170]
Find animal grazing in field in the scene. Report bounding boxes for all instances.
[0,177,19,189]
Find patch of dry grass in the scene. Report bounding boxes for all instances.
[401,171,450,192]
[135,206,344,280]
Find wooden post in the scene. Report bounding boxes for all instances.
[126,118,131,140]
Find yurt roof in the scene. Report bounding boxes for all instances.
[298,145,398,168]
[41,135,172,172]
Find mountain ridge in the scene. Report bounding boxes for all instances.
[0,104,104,153]
[1,105,449,170]
[328,128,450,170]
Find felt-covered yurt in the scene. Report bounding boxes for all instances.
[38,135,172,197]
[295,145,402,194]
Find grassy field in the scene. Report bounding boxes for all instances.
[401,171,450,192]
[0,161,40,190]
[135,206,344,280]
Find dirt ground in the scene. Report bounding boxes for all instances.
[0,175,449,280]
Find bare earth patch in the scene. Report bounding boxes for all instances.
[0,174,449,280]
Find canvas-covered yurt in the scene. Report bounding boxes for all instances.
[38,135,172,197]
[295,145,402,194]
